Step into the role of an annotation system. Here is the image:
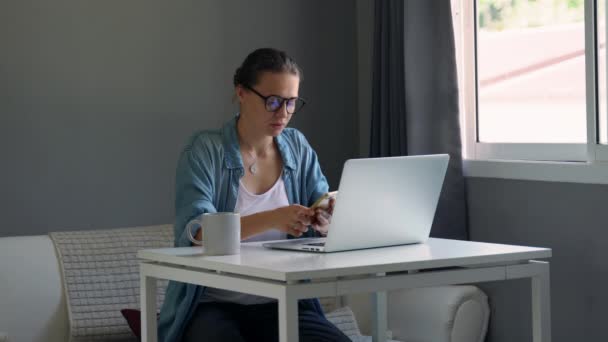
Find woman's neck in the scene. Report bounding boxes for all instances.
[236,115,274,156]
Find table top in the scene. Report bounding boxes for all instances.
[138,238,551,281]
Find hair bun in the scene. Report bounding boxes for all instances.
[233,67,242,86]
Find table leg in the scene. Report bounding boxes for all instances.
[372,291,388,342]
[140,269,158,342]
[532,262,551,342]
[278,295,298,342]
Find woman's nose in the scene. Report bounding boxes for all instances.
[275,102,289,118]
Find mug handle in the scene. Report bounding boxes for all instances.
[186,218,203,245]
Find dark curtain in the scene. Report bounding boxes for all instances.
[370,0,468,240]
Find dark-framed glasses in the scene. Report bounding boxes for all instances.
[246,86,306,114]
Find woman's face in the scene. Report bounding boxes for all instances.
[237,71,300,137]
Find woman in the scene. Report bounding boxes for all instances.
[158,48,350,342]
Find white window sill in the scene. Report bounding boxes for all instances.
[463,159,608,184]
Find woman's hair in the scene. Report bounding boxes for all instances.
[233,48,302,88]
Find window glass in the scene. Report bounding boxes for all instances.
[477,0,587,143]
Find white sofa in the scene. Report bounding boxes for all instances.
[0,232,489,342]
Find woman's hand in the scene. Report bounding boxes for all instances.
[271,205,314,237]
[311,197,335,236]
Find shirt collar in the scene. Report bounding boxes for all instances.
[222,114,296,171]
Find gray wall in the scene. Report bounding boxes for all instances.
[0,0,358,237]
[468,177,608,342]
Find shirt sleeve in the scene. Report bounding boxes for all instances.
[298,132,330,207]
[173,138,218,247]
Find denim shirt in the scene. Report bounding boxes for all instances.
[158,115,329,342]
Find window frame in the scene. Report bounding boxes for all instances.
[454,0,608,184]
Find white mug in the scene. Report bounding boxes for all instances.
[186,212,240,255]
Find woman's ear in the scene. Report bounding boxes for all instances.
[235,85,246,103]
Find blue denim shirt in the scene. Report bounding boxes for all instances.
[158,115,329,342]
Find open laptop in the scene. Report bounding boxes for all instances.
[263,154,449,253]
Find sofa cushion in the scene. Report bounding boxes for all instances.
[0,236,69,342]
[388,285,489,342]
[49,225,173,341]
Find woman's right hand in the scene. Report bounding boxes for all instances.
[271,205,314,237]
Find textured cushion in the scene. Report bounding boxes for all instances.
[49,225,173,341]
[325,306,362,338]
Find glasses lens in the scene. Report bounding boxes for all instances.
[286,98,305,114]
[266,96,282,112]
[286,99,297,113]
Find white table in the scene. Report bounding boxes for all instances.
[138,238,551,342]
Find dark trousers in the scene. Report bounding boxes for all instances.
[182,299,351,342]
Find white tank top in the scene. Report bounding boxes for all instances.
[201,176,289,305]
[237,177,289,242]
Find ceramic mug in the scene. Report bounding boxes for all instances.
[186,212,240,255]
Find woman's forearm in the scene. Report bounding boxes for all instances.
[240,210,276,240]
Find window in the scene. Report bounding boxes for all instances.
[599,0,608,144]
[453,0,608,183]
[477,1,586,144]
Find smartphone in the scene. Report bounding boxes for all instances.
[310,191,338,210]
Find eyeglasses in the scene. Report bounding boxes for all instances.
[245,86,306,115]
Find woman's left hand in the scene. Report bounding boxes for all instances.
[311,197,335,236]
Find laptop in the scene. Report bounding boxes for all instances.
[262,154,449,253]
